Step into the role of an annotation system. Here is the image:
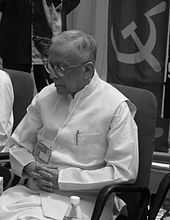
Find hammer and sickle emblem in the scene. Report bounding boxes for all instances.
[111,1,167,72]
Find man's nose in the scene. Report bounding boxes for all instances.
[49,72,59,80]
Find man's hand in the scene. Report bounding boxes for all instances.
[36,165,59,192]
[24,161,38,178]
[24,162,59,192]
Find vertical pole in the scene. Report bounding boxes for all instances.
[161,7,170,118]
[61,0,67,31]
[160,6,170,152]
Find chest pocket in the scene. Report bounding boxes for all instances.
[77,132,105,146]
[75,132,107,160]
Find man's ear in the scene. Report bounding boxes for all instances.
[83,62,94,80]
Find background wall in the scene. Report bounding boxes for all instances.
[67,0,109,81]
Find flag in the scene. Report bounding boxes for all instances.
[107,0,170,152]
[108,0,169,115]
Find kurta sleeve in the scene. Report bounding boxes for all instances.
[58,102,139,191]
[0,73,14,148]
[9,94,43,177]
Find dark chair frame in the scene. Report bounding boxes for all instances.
[91,84,170,220]
[6,69,34,131]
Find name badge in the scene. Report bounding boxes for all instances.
[33,142,52,164]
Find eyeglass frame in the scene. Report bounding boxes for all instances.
[44,60,95,78]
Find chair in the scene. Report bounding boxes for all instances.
[149,152,170,219]
[5,69,34,131]
[0,69,34,186]
[91,84,170,220]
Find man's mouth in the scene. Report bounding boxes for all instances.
[55,84,64,88]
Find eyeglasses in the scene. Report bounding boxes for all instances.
[44,60,94,78]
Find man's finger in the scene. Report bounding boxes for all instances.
[37,169,53,179]
[31,172,41,179]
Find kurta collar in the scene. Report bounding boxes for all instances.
[73,70,100,101]
[58,71,100,126]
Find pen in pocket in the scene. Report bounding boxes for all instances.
[75,130,80,145]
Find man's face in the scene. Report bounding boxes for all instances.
[47,44,88,96]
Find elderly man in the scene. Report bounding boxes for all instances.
[0,30,138,220]
[0,70,14,151]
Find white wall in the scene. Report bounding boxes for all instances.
[67,0,109,81]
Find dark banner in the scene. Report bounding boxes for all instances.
[107,0,170,152]
[107,0,169,116]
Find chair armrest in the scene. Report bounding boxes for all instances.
[0,152,9,164]
[0,152,9,160]
[0,152,21,189]
[149,173,170,220]
[152,152,170,164]
[91,184,150,220]
[0,152,10,168]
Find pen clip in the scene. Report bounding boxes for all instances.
[75,130,79,145]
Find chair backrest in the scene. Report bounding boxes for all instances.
[6,69,34,131]
[113,83,157,218]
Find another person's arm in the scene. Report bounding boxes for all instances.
[0,71,14,149]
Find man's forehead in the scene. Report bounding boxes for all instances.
[49,44,83,64]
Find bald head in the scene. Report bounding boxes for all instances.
[50,30,97,63]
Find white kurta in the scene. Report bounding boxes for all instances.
[0,72,139,220]
[0,70,14,150]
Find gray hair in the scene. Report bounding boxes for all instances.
[51,30,97,62]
